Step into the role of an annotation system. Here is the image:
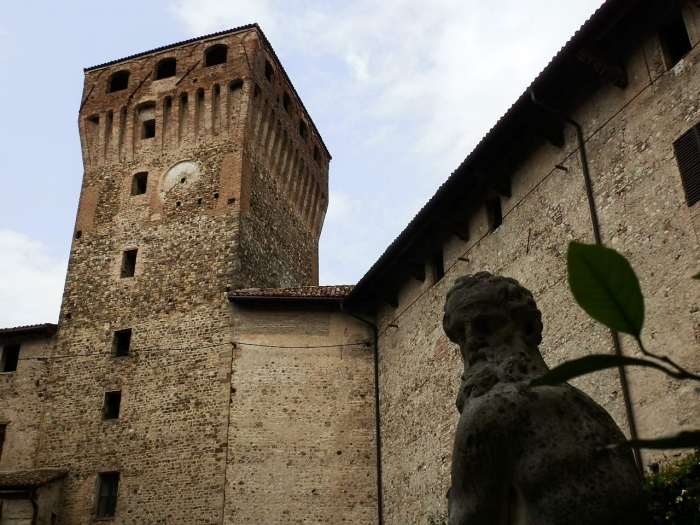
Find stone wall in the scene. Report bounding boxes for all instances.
[0,336,53,471]
[227,302,377,524]
[375,6,700,524]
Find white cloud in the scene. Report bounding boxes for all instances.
[0,230,67,327]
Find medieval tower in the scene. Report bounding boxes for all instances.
[23,25,373,524]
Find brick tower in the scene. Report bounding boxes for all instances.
[39,25,331,523]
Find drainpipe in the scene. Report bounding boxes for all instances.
[339,302,383,525]
[529,91,643,477]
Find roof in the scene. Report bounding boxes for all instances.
[0,469,69,489]
[344,0,637,311]
[229,285,354,301]
[84,24,331,159]
[0,323,58,339]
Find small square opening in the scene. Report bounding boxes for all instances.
[131,172,148,196]
[103,391,122,420]
[1,344,20,373]
[113,329,132,357]
[121,249,137,278]
[142,119,156,139]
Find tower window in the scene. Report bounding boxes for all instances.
[113,329,132,357]
[313,146,322,167]
[1,344,20,373]
[486,195,503,231]
[108,71,129,93]
[283,92,292,114]
[204,45,228,67]
[155,58,177,80]
[673,123,700,206]
[142,119,156,139]
[299,120,308,139]
[97,473,120,518]
[103,391,122,420]
[264,60,274,81]
[658,7,691,70]
[131,172,148,195]
[121,249,137,278]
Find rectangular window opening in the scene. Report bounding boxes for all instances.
[673,124,700,206]
[659,8,692,69]
[121,249,137,278]
[131,172,148,196]
[103,391,122,420]
[142,119,156,139]
[487,196,503,231]
[0,424,6,461]
[97,472,120,518]
[113,329,132,357]
[1,344,20,373]
[431,249,445,283]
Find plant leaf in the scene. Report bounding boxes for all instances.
[567,241,644,336]
[529,354,670,387]
[607,431,700,450]
[693,272,700,280]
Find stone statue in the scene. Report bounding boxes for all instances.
[443,272,649,525]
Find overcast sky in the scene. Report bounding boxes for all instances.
[0,0,605,327]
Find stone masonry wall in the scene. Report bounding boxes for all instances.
[0,336,53,471]
[226,303,377,524]
[375,7,700,524]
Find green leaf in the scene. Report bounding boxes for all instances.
[607,431,700,450]
[567,241,644,336]
[529,354,671,387]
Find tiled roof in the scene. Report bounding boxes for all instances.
[229,285,354,300]
[0,469,69,489]
[0,323,58,337]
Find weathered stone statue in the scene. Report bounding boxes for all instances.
[443,272,649,525]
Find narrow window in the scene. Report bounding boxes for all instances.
[196,88,205,134]
[121,249,137,278]
[659,7,691,69]
[142,119,155,139]
[179,93,189,142]
[283,92,291,114]
[131,172,148,196]
[97,472,120,518]
[163,96,172,142]
[118,106,127,153]
[155,57,177,80]
[204,45,227,67]
[299,120,308,139]
[51,514,57,525]
[103,391,122,420]
[313,146,322,167]
[113,329,132,357]
[0,424,5,460]
[104,110,113,155]
[264,60,274,81]
[673,124,700,206]
[108,71,129,93]
[1,345,20,373]
[431,249,445,283]
[486,196,503,231]
[212,84,221,134]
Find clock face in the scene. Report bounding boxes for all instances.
[160,160,200,199]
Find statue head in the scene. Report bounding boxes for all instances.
[443,272,542,359]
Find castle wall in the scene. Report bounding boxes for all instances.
[226,303,377,524]
[0,337,53,471]
[375,8,700,524]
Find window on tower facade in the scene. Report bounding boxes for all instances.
[155,58,177,79]
[1,344,20,373]
[108,71,129,93]
[96,472,120,518]
[204,45,228,66]
[658,6,691,70]
[673,123,700,206]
